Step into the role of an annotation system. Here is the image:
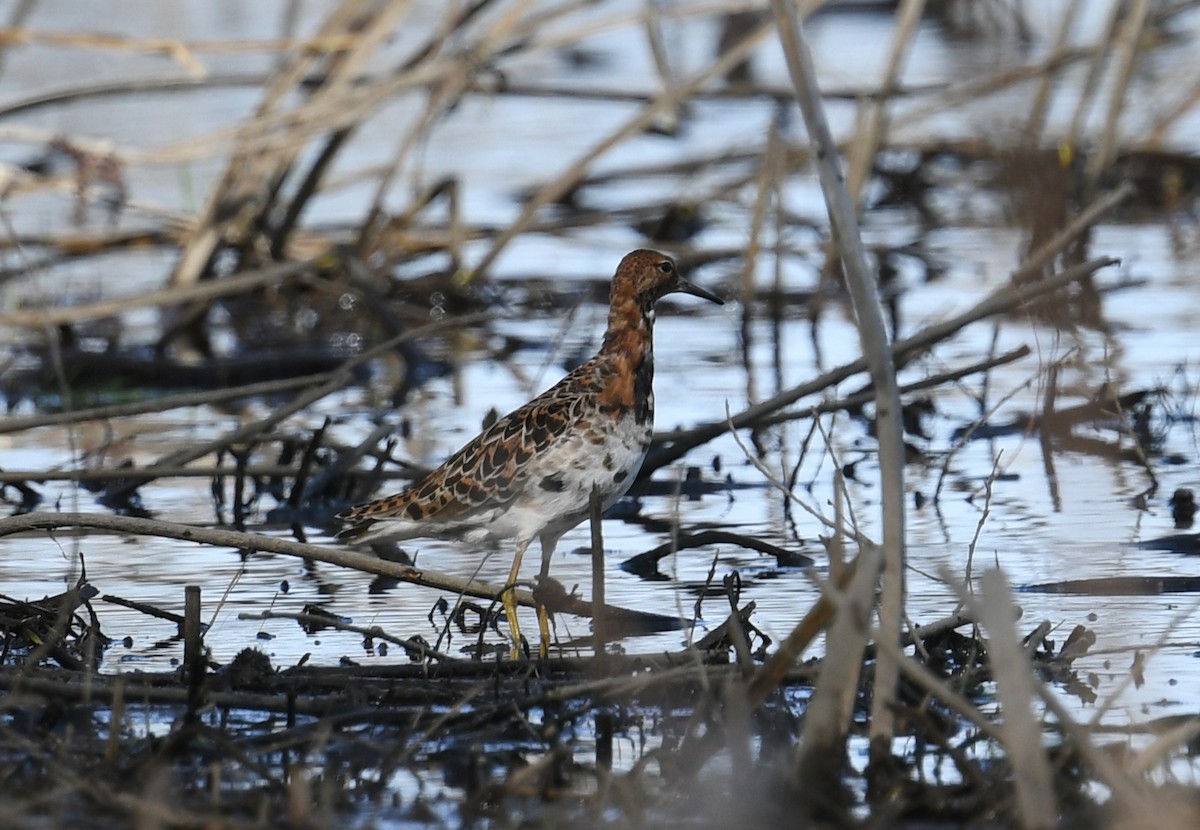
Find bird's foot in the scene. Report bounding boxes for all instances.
[501,586,524,660]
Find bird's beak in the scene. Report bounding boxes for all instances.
[676,278,724,305]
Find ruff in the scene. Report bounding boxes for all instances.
[337,249,723,655]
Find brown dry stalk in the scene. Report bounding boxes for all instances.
[646,256,1117,474]
[170,0,416,289]
[768,4,913,646]
[790,542,885,781]
[1086,0,1151,189]
[1067,0,1122,147]
[1011,182,1134,283]
[0,372,336,435]
[1024,0,1082,144]
[0,28,365,56]
[0,261,312,329]
[974,570,1057,829]
[0,511,535,614]
[743,553,855,707]
[746,345,1032,432]
[0,511,684,646]
[469,9,778,282]
[98,312,489,500]
[844,0,926,206]
[0,465,355,483]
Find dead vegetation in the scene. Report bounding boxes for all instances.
[3,0,1200,827]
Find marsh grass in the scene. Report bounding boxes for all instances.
[2,0,1200,826]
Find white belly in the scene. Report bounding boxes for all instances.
[510,412,652,542]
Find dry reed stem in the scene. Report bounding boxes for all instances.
[959,452,1002,601]
[745,555,857,707]
[517,0,827,56]
[1066,0,1121,149]
[588,486,606,658]
[642,1,678,115]
[1086,0,1151,189]
[0,1,1174,177]
[102,62,447,166]
[357,2,497,256]
[1038,361,1063,510]
[743,125,781,352]
[748,344,1032,432]
[1129,717,1200,776]
[0,28,368,57]
[1,651,772,713]
[356,143,432,257]
[785,0,1125,758]
[0,512,682,647]
[469,10,777,281]
[170,0,416,289]
[1011,182,1134,283]
[554,30,1114,218]
[899,44,1100,137]
[0,372,338,436]
[1034,683,1151,814]
[97,313,489,499]
[0,465,393,483]
[0,73,246,122]
[0,511,538,620]
[790,540,883,785]
[0,66,941,132]
[0,260,313,329]
[973,569,1057,829]
[863,619,1004,742]
[1023,0,1081,144]
[0,30,203,76]
[647,256,1116,474]
[0,4,752,169]
[904,610,975,644]
[0,7,1171,314]
[0,35,483,171]
[1148,72,1200,146]
[844,0,925,206]
[726,404,871,545]
[713,2,919,757]
[931,349,1072,504]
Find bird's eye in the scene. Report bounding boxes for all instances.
[657,261,673,274]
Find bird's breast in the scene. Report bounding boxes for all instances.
[517,409,652,517]
[596,347,654,425]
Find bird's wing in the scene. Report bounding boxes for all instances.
[336,359,606,540]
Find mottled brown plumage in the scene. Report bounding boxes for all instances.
[337,249,723,655]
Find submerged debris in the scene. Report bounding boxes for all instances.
[0,590,1146,829]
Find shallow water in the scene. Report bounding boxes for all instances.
[2,1,1200,736]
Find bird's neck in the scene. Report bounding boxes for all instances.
[601,294,654,355]
[597,297,655,423]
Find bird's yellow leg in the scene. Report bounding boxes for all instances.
[502,539,529,659]
[501,591,523,660]
[536,533,556,659]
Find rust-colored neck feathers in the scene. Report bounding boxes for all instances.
[591,248,724,420]
[596,251,666,419]
[601,281,654,358]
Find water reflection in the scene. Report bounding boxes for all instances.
[2,3,1200,734]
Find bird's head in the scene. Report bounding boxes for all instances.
[611,249,724,310]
